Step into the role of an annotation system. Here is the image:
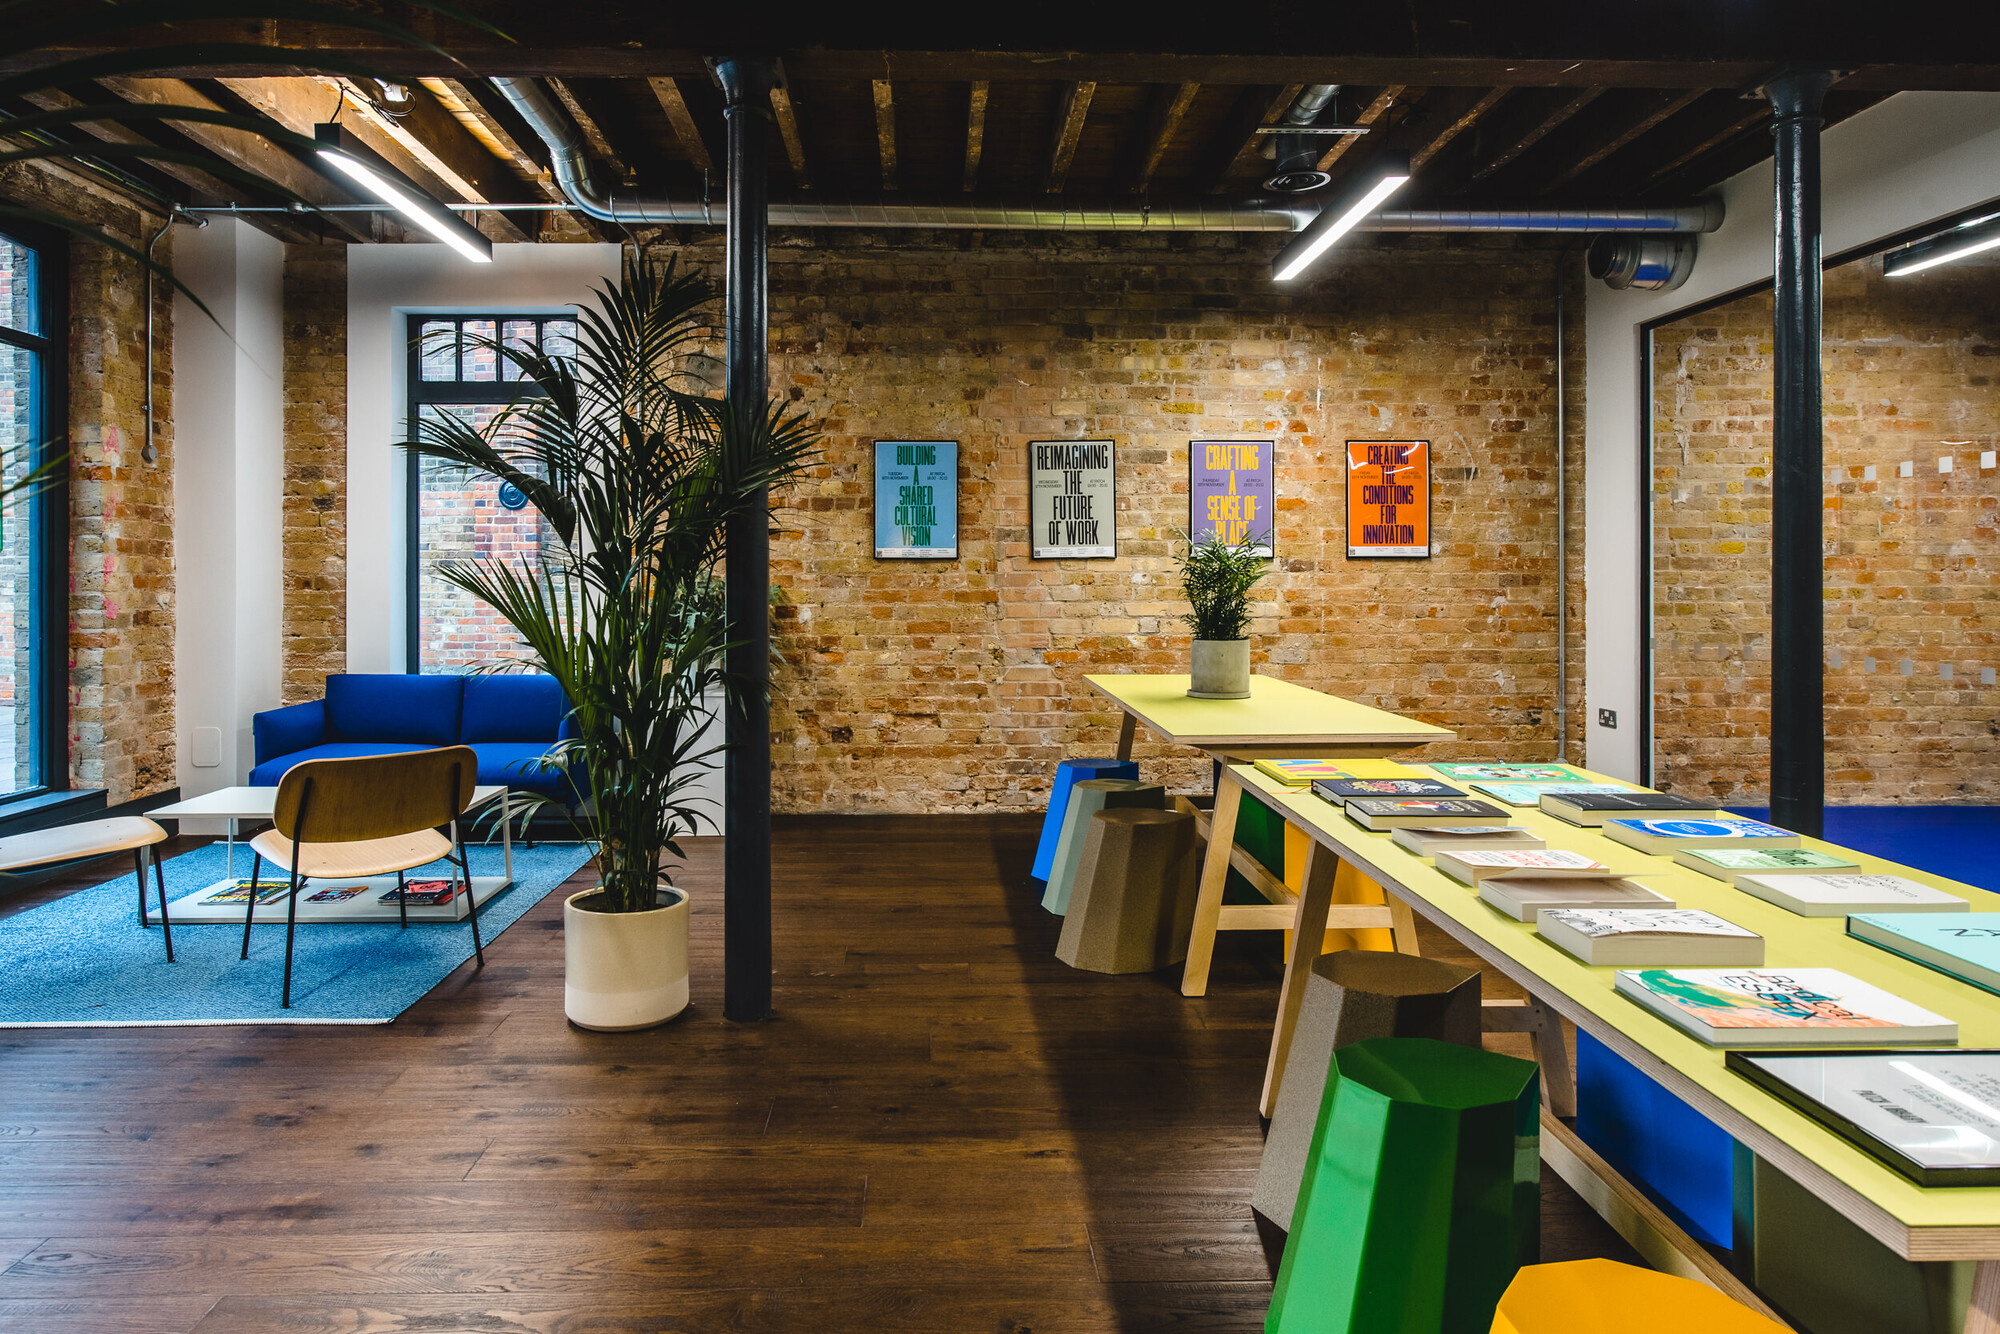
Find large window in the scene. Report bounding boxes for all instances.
[0,229,64,802]
[405,314,574,674]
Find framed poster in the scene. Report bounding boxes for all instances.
[874,440,958,559]
[1345,439,1431,558]
[1189,439,1274,556]
[1029,438,1116,559]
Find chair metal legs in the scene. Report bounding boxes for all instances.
[137,848,173,963]
[242,853,264,959]
[454,836,484,968]
[396,869,408,929]
[281,868,303,1009]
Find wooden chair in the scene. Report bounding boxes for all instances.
[243,746,484,1008]
[0,817,174,961]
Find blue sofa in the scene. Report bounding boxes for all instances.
[251,673,577,798]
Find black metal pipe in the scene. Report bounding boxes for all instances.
[715,56,776,1022]
[1764,66,1833,839]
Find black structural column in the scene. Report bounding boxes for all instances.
[1763,65,1833,840]
[715,56,776,1021]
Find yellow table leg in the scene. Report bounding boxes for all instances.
[1181,775,1242,997]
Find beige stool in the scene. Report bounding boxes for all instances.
[1056,806,1198,973]
[1253,949,1481,1230]
[0,817,174,960]
[1042,777,1165,916]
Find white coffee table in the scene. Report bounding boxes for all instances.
[143,784,514,925]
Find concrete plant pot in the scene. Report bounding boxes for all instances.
[564,885,690,1031]
[1188,637,1252,699]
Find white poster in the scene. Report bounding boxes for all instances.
[1029,439,1116,559]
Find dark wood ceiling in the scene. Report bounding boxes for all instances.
[12,1,1992,244]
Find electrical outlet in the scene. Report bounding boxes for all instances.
[1597,708,1618,729]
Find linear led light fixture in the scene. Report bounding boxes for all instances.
[1270,151,1412,282]
[1883,210,2000,278]
[314,123,493,262]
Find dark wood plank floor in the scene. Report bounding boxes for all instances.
[0,815,1634,1332]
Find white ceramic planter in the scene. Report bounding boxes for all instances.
[563,885,690,1031]
[1188,638,1252,699]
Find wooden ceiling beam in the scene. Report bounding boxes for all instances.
[961,80,988,192]
[1537,88,1707,194]
[19,88,236,206]
[1197,82,1301,196]
[1466,86,1606,183]
[1409,87,1507,170]
[547,77,635,186]
[215,76,530,243]
[1316,84,1406,171]
[647,75,714,177]
[1126,81,1200,194]
[1632,105,1771,192]
[1043,80,1096,193]
[872,78,898,191]
[419,76,610,241]
[769,82,811,189]
[98,76,378,241]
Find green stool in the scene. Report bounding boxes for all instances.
[1268,1037,1540,1334]
[1042,778,1164,915]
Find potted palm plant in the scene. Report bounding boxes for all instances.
[1178,531,1269,699]
[403,255,818,1030]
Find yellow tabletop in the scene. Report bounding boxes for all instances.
[1085,673,1455,753]
[1233,761,2000,1260]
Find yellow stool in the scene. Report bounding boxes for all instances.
[1491,1259,1789,1333]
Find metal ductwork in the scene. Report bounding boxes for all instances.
[490,76,1724,238]
[1588,233,1700,289]
[1262,83,1341,194]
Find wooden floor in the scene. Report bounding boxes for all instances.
[0,814,1634,1333]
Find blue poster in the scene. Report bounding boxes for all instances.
[873,440,958,559]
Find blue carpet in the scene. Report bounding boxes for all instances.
[0,841,593,1027]
[1729,805,2000,896]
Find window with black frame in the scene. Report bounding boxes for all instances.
[0,229,64,802]
[405,313,575,675]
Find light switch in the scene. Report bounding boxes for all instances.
[192,726,222,768]
[1864,465,1878,482]
[1940,456,1954,473]
[1899,460,1914,478]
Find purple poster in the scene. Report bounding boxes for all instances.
[1189,439,1274,556]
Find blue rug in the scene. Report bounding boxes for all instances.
[0,841,594,1026]
[1730,805,2000,896]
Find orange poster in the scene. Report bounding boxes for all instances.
[1345,440,1430,558]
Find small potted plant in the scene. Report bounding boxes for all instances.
[1177,531,1269,699]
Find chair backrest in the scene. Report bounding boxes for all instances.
[271,746,478,844]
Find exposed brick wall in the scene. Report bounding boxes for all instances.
[0,161,177,806]
[631,229,1585,812]
[281,244,347,702]
[1651,256,2000,805]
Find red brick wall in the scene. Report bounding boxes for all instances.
[639,229,1586,812]
[1651,255,2000,805]
[281,244,347,703]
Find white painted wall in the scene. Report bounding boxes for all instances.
[171,217,284,816]
[1582,92,2000,781]
[344,241,621,672]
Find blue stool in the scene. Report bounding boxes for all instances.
[1031,757,1137,882]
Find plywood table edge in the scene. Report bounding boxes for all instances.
[1230,763,2000,1264]
[1081,674,1456,749]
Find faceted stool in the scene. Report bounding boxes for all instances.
[1491,1258,1789,1333]
[1268,1037,1540,1334]
[1031,757,1137,883]
[1254,950,1482,1230]
[1055,807,1198,973]
[1042,778,1165,916]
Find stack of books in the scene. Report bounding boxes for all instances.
[1536,908,1764,966]
[1390,825,1547,856]
[1430,848,1672,921]
[1737,872,1967,917]
[1601,816,1798,856]
[1540,791,1718,825]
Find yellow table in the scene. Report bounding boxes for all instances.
[1084,673,1454,995]
[1236,762,2000,1331]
